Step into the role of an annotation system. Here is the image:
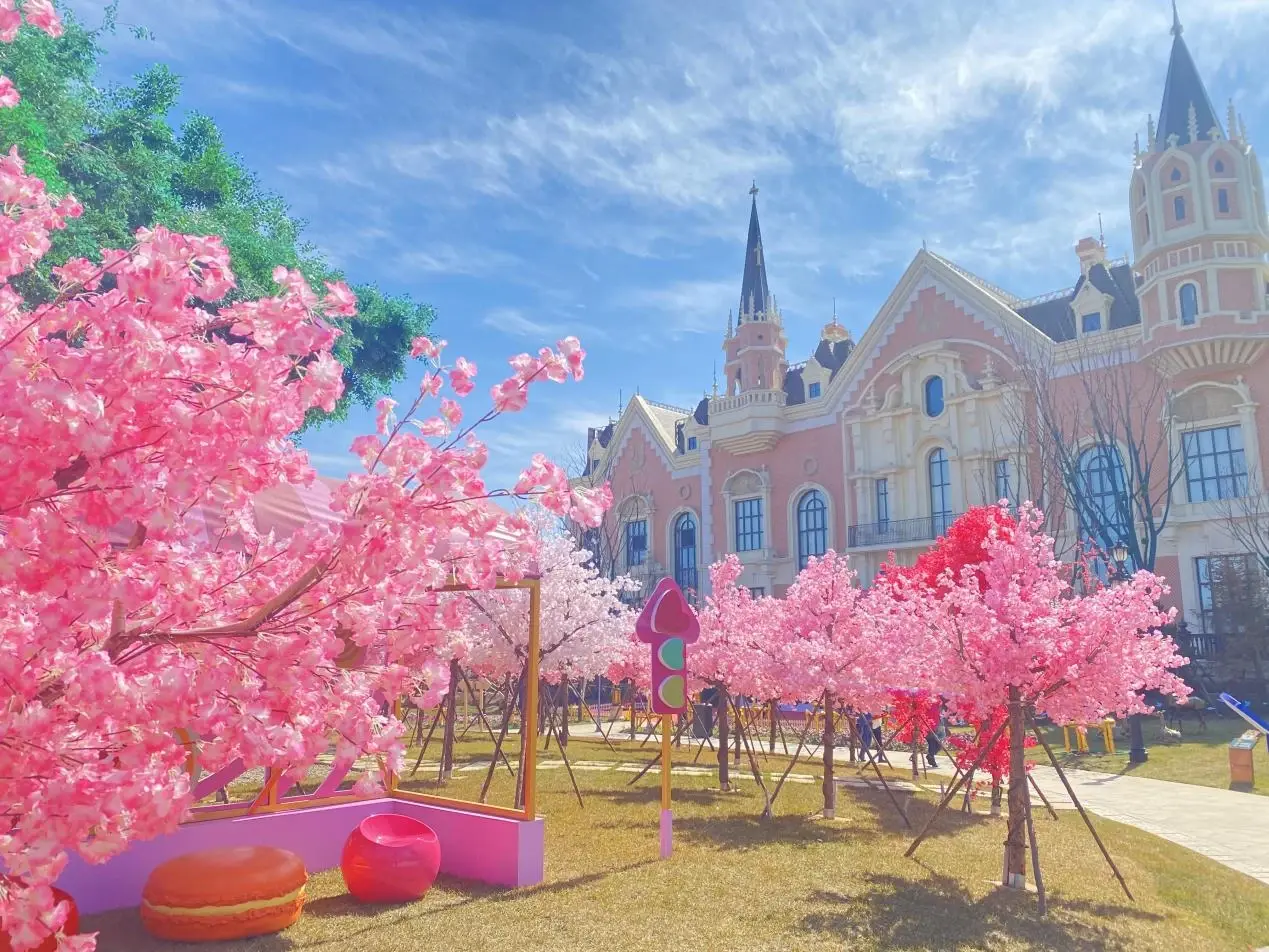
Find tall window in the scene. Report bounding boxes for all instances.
[796,489,828,570]
[994,459,1013,504]
[929,449,952,536]
[1174,195,1186,221]
[673,512,697,593]
[1184,424,1248,502]
[1195,554,1256,634]
[625,519,647,567]
[581,528,601,570]
[875,478,890,527]
[1218,188,1230,214]
[924,376,945,417]
[1179,283,1199,325]
[1076,445,1131,569]
[734,498,764,552]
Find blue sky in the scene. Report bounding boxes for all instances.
[66,0,1269,491]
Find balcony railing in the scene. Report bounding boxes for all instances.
[847,514,960,549]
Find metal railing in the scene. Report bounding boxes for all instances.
[847,514,960,549]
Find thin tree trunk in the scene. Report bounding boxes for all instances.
[715,686,731,792]
[440,659,459,781]
[991,781,1003,816]
[822,691,837,819]
[769,700,778,754]
[558,681,570,749]
[1003,686,1029,889]
[733,702,742,765]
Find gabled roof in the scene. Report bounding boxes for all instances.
[1156,6,1222,147]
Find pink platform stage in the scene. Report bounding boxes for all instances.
[57,798,546,915]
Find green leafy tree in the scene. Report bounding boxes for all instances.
[0,4,432,429]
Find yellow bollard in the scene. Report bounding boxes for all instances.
[1062,725,1073,752]
[1101,718,1116,755]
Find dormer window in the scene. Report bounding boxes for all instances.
[808,382,821,399]
[1080,311,1102,334]
[687,436,698,451]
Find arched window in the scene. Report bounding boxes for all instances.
[1179,283,1199,325]
[796,490,828,571]
[673,512,697,594]
[1170,167,1182,182]
[1214,159,1226,174]
[929,449,952,536]
[1174,195,1186,221]
[923,376,945,417]
[1076,445,1132,576]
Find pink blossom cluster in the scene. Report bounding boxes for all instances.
[459,509,639,686]
[0,9,608,943]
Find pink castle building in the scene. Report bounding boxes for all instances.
[573,12,1269,664]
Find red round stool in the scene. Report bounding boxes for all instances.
[0,885,78,952]
[341,814,441,903]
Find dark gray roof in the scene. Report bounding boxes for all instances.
[813,339,854,374]
[693,397,709,426]
[783,367,806,406]
[1014,262,1142,342]
[738,193,771,319]
[1156,9,1222,148]
[783,339,854,407]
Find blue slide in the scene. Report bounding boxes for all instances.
[1220,693,1269,736]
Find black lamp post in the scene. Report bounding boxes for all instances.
[1111,540,1150,765]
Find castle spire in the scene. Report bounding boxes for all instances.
[738,183,771,321]
[1156,2,1221,148]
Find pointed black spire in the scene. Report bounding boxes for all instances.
[738,182,771,321]
[1156,3,1222,148]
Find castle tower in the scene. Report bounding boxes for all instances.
[1130,3,1269,363]
[722,184,788,396]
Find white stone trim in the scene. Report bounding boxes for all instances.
[721,468,772,559]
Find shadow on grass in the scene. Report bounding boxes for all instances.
[798,872,1163,951]
[289,861,660,949]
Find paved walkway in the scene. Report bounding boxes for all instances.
[560,722,1269,887]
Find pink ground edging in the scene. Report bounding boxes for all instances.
[57,798,545,915]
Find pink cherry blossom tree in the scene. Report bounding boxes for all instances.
[776,551,895,819]
[0,7,609,947]
[880,505,1188,893]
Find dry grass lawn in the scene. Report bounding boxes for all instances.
[86,735,1269,951]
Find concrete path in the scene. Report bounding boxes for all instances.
[561,722,1269,886]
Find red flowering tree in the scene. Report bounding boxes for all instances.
[946,704,1037,815]
[874,504,1188,892]
[0,7,608,948]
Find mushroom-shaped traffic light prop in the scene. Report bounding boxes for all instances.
[635,577,700,859]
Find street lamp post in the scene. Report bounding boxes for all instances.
[1111,540,1150,765]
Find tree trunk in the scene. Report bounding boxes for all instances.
[734,704,742,765]
[769,700,778,754]
[715,686,731,792]
[1002,686,1029,889]
[990,781,1002,816]
[558,681,570,749]
[440,659,459,781]
[822,691,837,819]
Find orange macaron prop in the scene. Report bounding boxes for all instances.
[141,846,307,942]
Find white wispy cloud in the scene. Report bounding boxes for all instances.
[396,243,523,277]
